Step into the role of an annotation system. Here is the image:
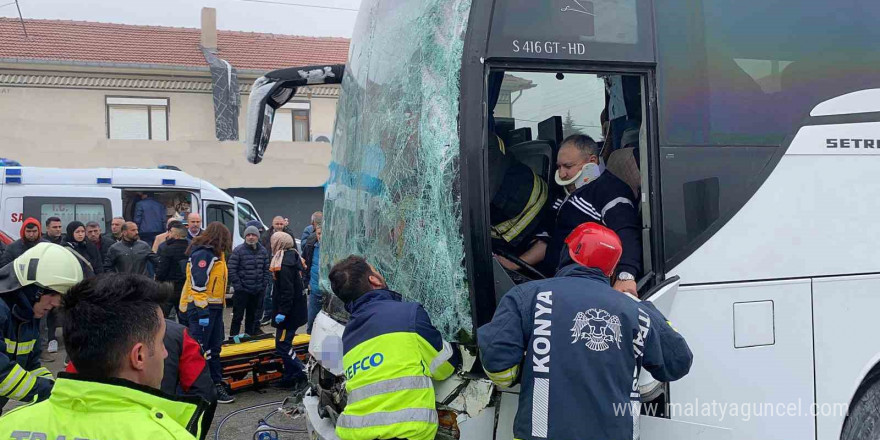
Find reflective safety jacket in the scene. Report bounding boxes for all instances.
[0,374,210,440]
[336,289,461,440]
[179,246,227,317]
[0,288,53,407]
[489,136,549,253]
[478,265,693,440]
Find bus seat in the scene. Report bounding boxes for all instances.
[508,140,554,184]
[607,147,640,200]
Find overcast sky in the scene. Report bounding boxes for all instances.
[0,0,361,37]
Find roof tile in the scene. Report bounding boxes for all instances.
[0,18,350,71]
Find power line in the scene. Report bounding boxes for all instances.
[0,2,17,8]
[235,0,359,12]
[14,0,27,38]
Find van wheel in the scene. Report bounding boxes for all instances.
[842,379,880,440]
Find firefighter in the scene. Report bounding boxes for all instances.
[0,243,84,410]
[478,222,693,440]
[328,255,461,440]
[488,134,549,267]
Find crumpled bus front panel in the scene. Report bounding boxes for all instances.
[321,0,473,341]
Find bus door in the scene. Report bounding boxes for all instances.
[479,67,660,292]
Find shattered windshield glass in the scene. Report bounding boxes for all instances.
[320,0,474,341]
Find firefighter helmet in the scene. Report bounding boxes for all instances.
[564,222,623,277]
[11,243,84,294]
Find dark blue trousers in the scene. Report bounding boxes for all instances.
[276,326,306,381]
[188,307,225,384]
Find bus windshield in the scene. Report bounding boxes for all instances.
[320,0,474,341]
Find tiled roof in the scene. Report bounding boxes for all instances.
[0,18,350,71]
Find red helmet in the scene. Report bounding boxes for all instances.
[564,222,623,277]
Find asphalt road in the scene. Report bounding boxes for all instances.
[208,385,311,440]
[4,307,312,440]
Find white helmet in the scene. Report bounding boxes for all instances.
[11,243,84,294]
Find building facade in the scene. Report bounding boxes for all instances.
[0,12,349,227]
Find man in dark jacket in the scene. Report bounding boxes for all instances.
[43,217,65,245]
[300,211,322,243]
[500,135,642,296]
[104,222,160,275]
[104,217,125,243]
[134,192,167,247]
[478,223,693,440]
[186,212,204,242]
[85,221,116,262]
[259,216,292,250]
[228,226,271,336]
[0,218,46,267]
[156,225,189,322]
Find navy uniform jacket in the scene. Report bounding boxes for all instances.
[0,288,54,408]
[543,171,641,277]
[478,265,693,440]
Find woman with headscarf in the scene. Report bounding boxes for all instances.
[180,221,234,404]
[63,221,103,275]
[269,231,308,390]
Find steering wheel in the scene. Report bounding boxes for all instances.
[494,248,546,280]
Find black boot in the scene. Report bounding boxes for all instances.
[215,383,234,404]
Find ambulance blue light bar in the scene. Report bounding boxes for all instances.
[4,168,21,184]
[162,179,176,186]
[97,178,112,184]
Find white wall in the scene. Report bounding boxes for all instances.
[0,83,335,188]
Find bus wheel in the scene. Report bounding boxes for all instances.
[842,379,880,440]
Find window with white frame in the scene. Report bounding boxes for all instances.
[106,97,169,140]
[269,101,310,142]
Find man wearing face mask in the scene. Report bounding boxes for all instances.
[550,134,641,294]
[501,135,641,296]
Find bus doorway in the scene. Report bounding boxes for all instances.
[485,69,660,299]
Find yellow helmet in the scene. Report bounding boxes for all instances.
[12,243,84,294]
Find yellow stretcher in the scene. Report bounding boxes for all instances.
[219,333,311,392]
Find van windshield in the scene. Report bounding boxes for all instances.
[320,0,474,341]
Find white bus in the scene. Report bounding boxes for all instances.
[245,0,880,439]
[0,167,264,248]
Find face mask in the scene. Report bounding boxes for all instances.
[555,162,604,194]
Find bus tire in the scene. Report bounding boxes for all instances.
[841,378,880,440]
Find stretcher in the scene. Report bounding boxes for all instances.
[219,333,311,392]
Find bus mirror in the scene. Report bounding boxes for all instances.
[245,77,296,164]
[245,64,346,164]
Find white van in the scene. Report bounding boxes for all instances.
[0,167,264,248]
